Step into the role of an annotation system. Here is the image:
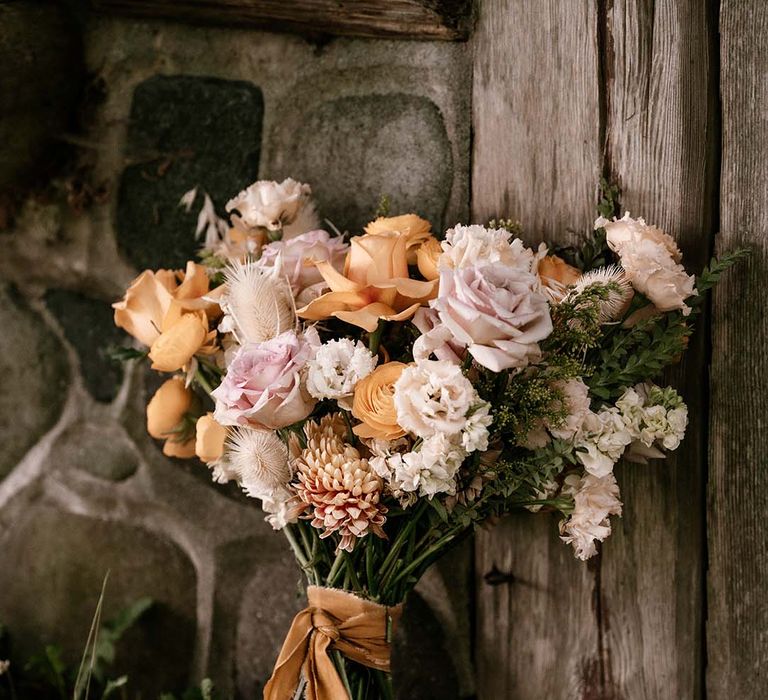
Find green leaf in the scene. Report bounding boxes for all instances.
[106,346,148,363]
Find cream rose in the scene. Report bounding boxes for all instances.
[212,329,319,429]
[429,263,553,372]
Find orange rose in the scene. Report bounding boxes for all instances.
[113,262,222,348]
[195,413,228,464]
[416,237,442,281]
[297,231,437,332]
[352,362,407,440]
[537,255,581,301]
[365,213,432,264]
[146,377,196,458]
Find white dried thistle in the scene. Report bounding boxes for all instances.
[566,265,633,322]
[224,426,291,498]
[221,260,295,344]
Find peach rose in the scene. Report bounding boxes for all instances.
[195,413,228,464]
[297,231,437,332]
[352,362,407,440]
[364,213,432,263]
[416,237,442,281]
[146,377,196,458]
[114,261,222,348]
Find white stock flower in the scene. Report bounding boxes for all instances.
[549,378,591,440]
[441,224,535,270]
[596,212,696,315]
[574,408,632,477]
[560,472,622,560]
[262,486,298,530]
[306,339,377,408]
[617,383,688,459]
[391,433,467,498]
[226,178,317,235]
[462,402,493,453]
[394,360,476,437]
[374,434,467,499]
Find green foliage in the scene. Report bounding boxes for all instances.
[541,283,620,358]
[690,248,750,299]
[0,589,153,700]
[596,177,621,219]
[487,217,523,237]
[585,309,691,400]
[107,346,148,363]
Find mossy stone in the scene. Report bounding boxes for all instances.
[117,75,263,270]
[45,289,127,403]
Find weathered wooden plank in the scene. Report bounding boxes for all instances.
[708,3,768,697]
[92,0,473,41]
[471,1,602,697]
[600,1,717,698]
[471,0,601,240]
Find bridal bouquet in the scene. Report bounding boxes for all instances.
[112,177,741,699]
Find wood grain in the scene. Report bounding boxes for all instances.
[471,0,601,245]
[708,2,768,696]
[92,0,474,41]
[600,1,717,697]
[471,1,602,697]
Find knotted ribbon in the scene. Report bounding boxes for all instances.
[263,585,403,700]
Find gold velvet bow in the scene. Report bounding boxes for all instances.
[263,585,403,700]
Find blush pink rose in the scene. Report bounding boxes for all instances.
[212,329,319,429]
[256,229,348,297]
[429,263,553,372]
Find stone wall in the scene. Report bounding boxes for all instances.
[0,10,473,698]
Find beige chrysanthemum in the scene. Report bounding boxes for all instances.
[293,416,387,552]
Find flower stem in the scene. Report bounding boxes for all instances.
[368,320,386,355]
[326,549,346,587]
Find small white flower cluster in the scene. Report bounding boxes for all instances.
[0,659,10,676]
[306,339,378,409]
[370,360,492,499]
[574,408,633,477]
[616,383,688,462]
[559,472,622,560]
[561,381,688,558]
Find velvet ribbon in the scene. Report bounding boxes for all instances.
[263,585,403,700]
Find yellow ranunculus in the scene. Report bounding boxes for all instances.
[416,236,442,281]
[146,376,196,457]
[296,231,437,332]
[364,213,432,264]
[351,362,407,440]
[113,261,222,348]
[195,413,228,464]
